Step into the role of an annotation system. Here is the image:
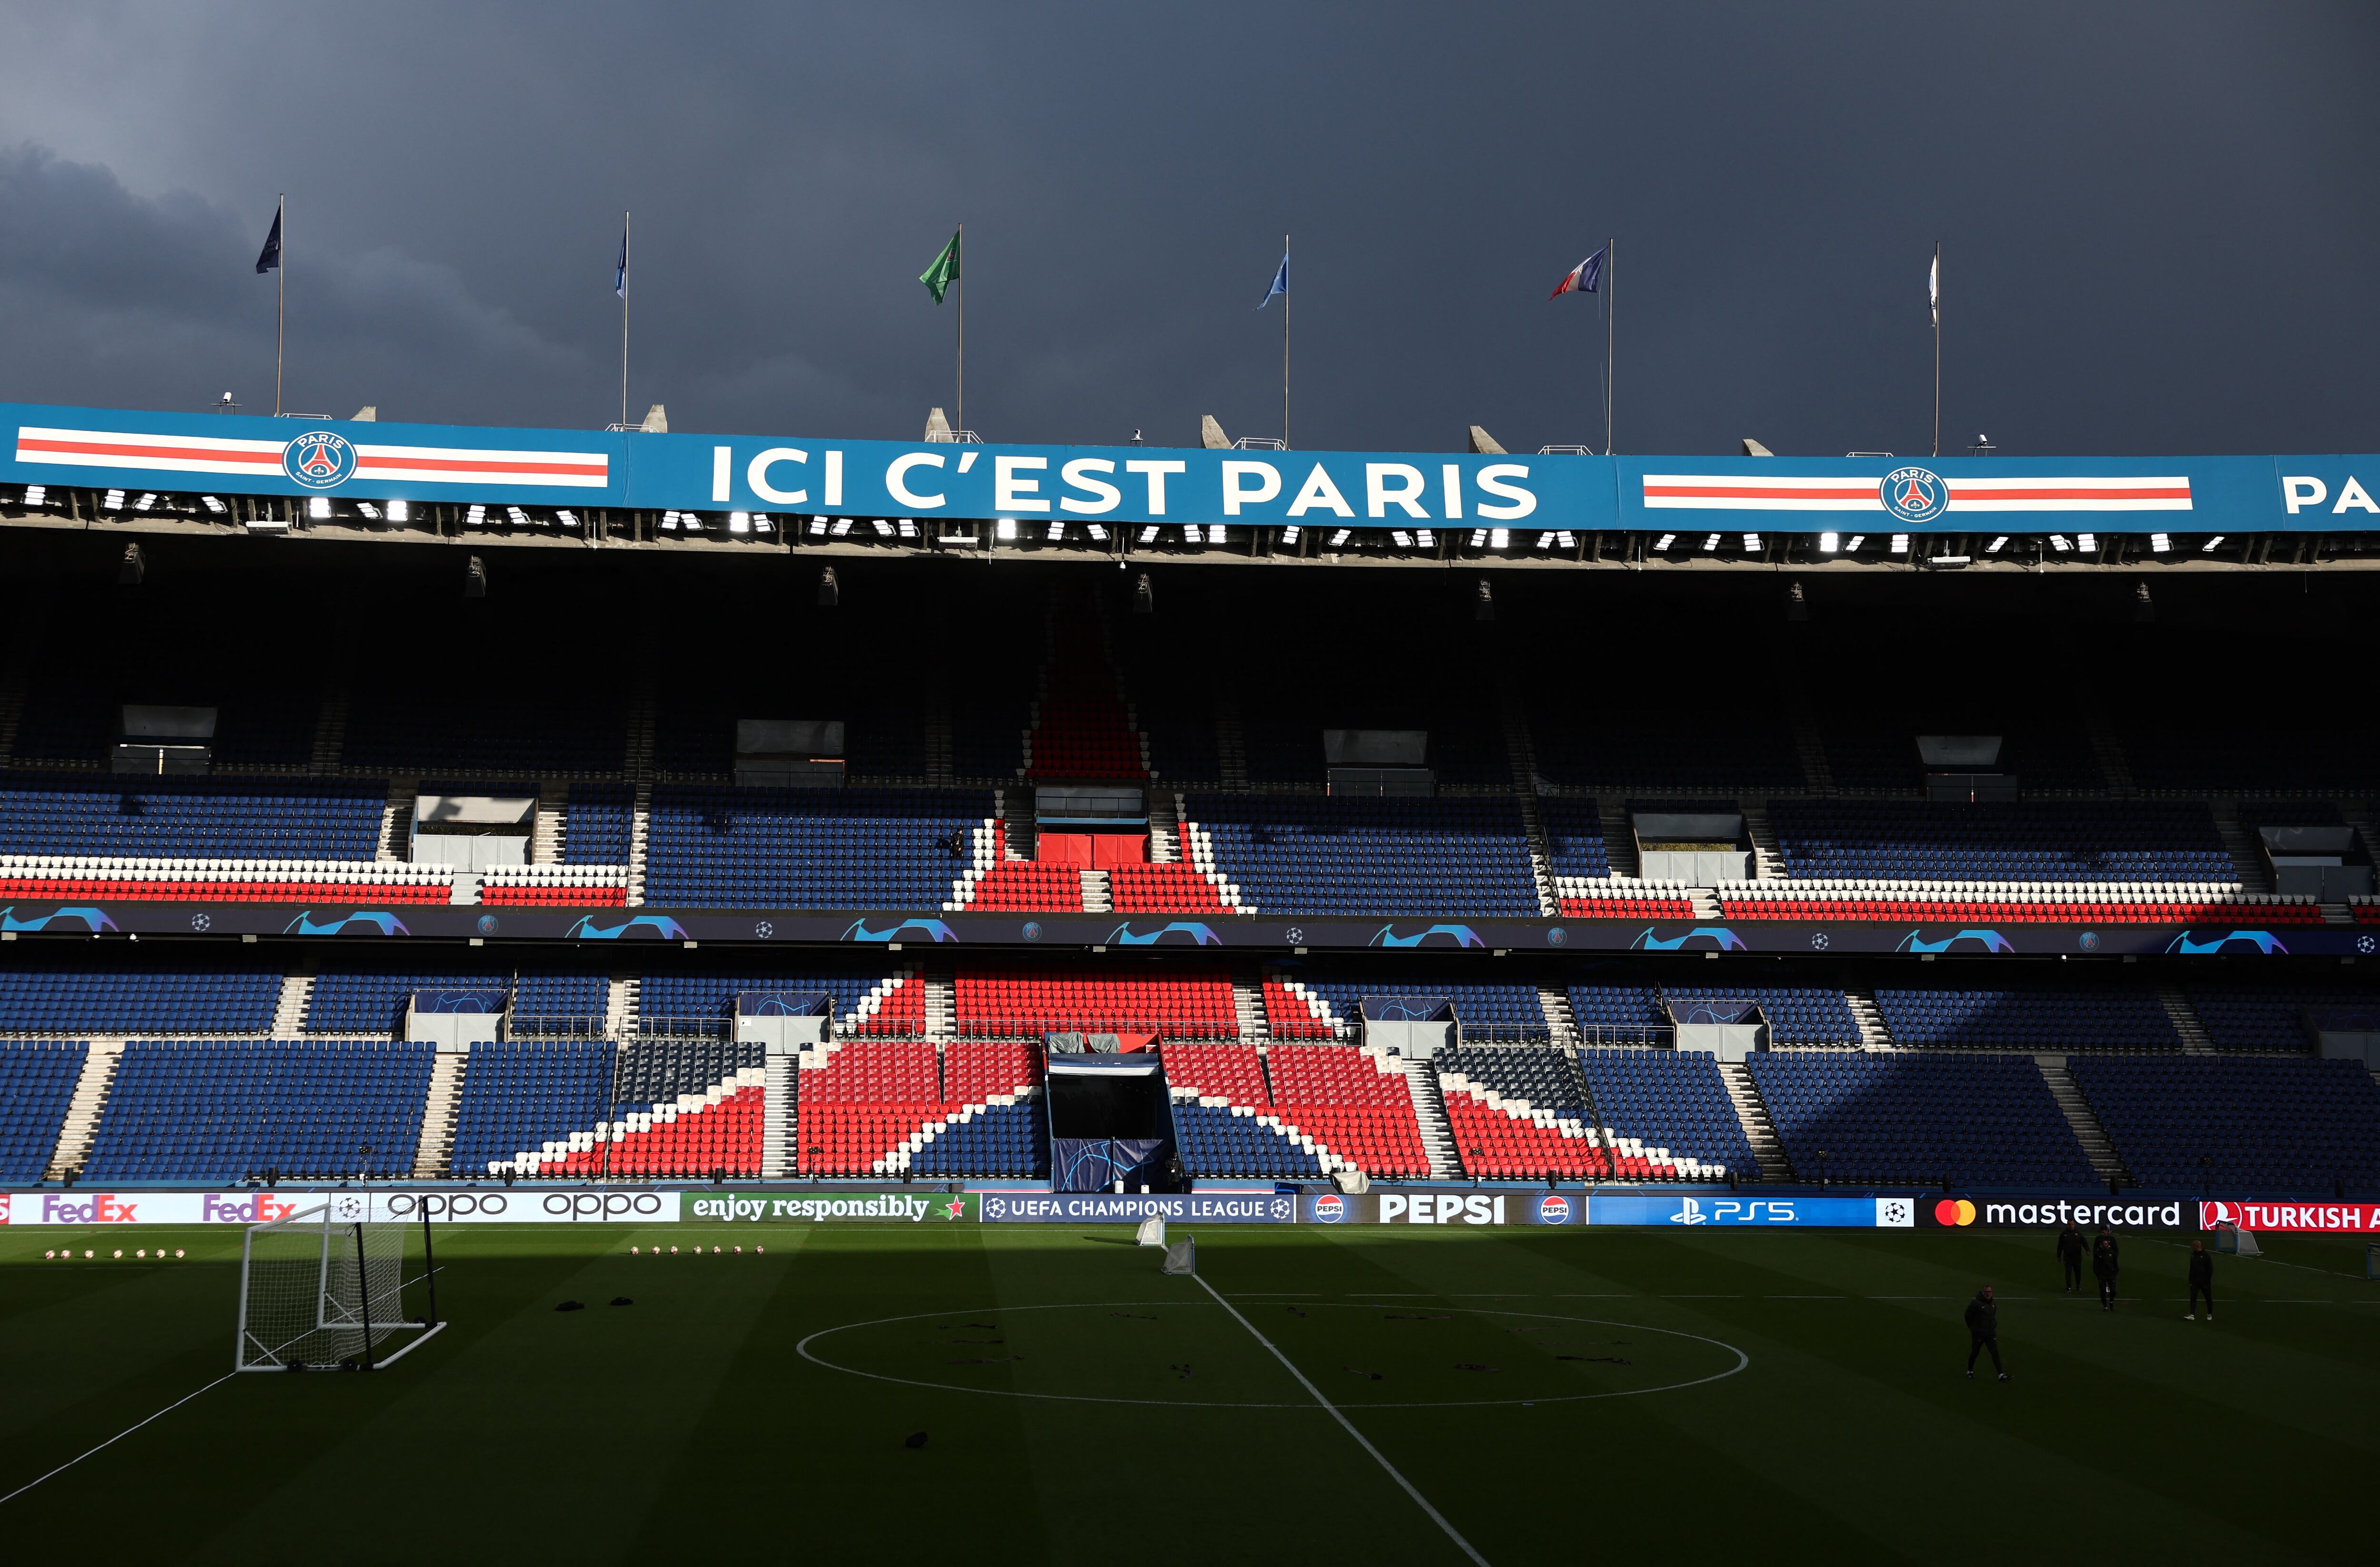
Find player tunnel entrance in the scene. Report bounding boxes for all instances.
[1045,1049,1178,1192]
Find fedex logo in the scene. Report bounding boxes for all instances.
[39,1193,145,1224]
[199,1193,300,1224]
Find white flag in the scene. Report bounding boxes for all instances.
[1928,250,1940,328]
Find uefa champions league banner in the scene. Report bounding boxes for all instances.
[980,1191,1297,1223]
[0,1189,682,1226]
[13,398,2380,534]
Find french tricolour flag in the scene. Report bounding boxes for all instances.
[1549,246,1606,300]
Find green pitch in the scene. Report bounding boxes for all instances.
[2,1220,2374,1563]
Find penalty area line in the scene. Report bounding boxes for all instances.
[0,1372,235,1509]
[1194,1274,1489,1567]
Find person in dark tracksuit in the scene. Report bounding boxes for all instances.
[2092,1226,2121,1311]
[1965,1285,2007,1380]
[2187,1239,2215,1320]
[2055,1220,2087,1293]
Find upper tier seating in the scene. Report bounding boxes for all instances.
[0,774,384,859]
[306,969,606,1035]
[1261,978,1338,1040]
[1576,1048,1757,1179]
[636,967,918,1037]
[953,962,1237,1040]
[1745,1052,2097,1186]
[0,1041,85,1182]
[82,1040,432,1182]
[642,785,988,909]
[343,689,624,775]
[1556,885,1698,920]
[1539,798,1612,879]
[1565,985,1674,1043]
[1662,987,1863,1045]
[0,966,279,1035]
[1186,794,1539,918]
[1718,885,2319,924]
[1107,863,1232,913]
[1265,1043,1429,1177]
[2069,1055,2380,1193]
[1874,988,2180,1051]
[952,698,1031,781]
[1293,981,1548,1041]
[2185,988,2374,1053]
[563,784,635,864]
[1769,800,2234,883]
[962,859,1086,912]
[449,1040,612,1176]
[1024,628,1147,779]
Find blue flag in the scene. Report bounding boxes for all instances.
[1258,250,1287,309]
[255,204,282,275]
[615,227,628,300]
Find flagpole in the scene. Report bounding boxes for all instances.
[1281,232,1290,449]
[956,220,965,437]
[273,195,286,417]
[1932,240,1941,459]
[1604,236,1614,457]
[619,211,631,432]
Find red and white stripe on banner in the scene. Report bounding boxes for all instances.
[14,426,609,489]
[1640,474,2193,513]
[2201,1200,2380,1233]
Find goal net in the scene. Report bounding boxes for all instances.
[236,1203,442,1372]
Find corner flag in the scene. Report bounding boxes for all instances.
[920,230,961,304]
[1548,245,1604,300]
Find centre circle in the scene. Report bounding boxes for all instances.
[796,1299,1750,1408]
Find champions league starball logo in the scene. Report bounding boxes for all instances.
[1879,465,1947,523]
[281,431,356,489]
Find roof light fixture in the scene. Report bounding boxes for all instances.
[1328,527,1352,546]
[557,509,579,529]
[1741,532,1761,551]
[1890,534,1910,554]
[874,518,896,537]
[133,493,157,512]
[1417,528,1435,547]
[506,506,530,526]
[310,496,332,519]
[1652,532,1676,551]
[387,500,407,523]
[2077,532,2098,551]
[1818,531,1839,553]
[1844,535,1866,552]
[1392,529,1413,548]
[22,485,46,506]
[466,504,487,526]
[1702,533,1721,552]
[103,489,125,510]
[1488,527,1510,549]
[2149,532,2171,554]
[2048,534,2071,552]
[1985,535,2007,553]
[995,518,1018,541]
[2201,535,2224,552]
[1138,525,1160,543]
[1468,527,1488,547]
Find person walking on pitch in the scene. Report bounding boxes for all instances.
[2092,1225,2122,1312]
[1964,1285,2008,1380]
[2055,1219,2087,1294]
[2186,1238,2215,1320]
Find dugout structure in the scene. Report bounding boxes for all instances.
[235,1203,444,1372]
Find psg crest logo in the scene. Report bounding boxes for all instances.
[282,430,356,489]
[1879,465,1947,523]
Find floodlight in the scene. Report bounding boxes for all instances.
[311,496,332,519]
[387,500,408,523]
[505,506,529,526]
[23,485,46,506]
[1046,521,1065,540]
[2133,580,2154,623]
[1474,575,1495,622]
[1183,524,1204,544]
[1328,528,1352,546]
[1392,530,1412,547]
[463,555,487,598]
[102,489,124,510]
[873,518,895,537]
[1138,525,1160,543]
[356,502,381,521]
[817,566,840,607]
[831,517,853,536]
[1210,524,1229,544]
[1844,535,1865,551]
[1468,528,1487,547]
[466,504,487,526]
[1890,534,1910,554]
[1653,533,1676,551]
[809,516,828,536]
[2048,534,2071,551]
[134,493,157,512]
[892,519,911,537]
[995,518,1018,541]
[1742,533,1761,550]
[1785,580,1808,621]
[2201,535,2224,552]
[1985,536,2007,553]
[118,542,145,585]
[2077,532,2098,550]
[1133,571,1153,614]
[557,509,579,528]
[1702,533,1720,552]
[729,511,751,534]
[1489,527,1510,549]
[1087,523,1109,541]
[1416,528,1435,546]
[1818,531,1839,553]
[2149,533,2171,554]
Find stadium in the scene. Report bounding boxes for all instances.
[1,395,2376,1559]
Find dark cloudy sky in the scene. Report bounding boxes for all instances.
[0,2,2374,457]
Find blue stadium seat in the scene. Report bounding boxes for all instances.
[1186,794,1538,918]
[2069,1055,2380,1193]
[83,1040,432,1182]
[0,1041,86,1182]
[642,785,990,908]
[1745,1052,2095,1186]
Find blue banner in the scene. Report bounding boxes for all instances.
[978,1191,1295,1223]
[1588,1194,1917,1228]
[10,398,2377,533]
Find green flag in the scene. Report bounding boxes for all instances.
[919,229,961,304]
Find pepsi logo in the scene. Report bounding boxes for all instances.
[1311,1193,1347,1223]
[1537,1193,1572,1225]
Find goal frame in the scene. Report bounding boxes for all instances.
[234,1202,446,1373]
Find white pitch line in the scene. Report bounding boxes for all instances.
[1194,1274,1489,1567]
[0,1373,233,1509]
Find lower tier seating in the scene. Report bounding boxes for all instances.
[1295,982,1549,1041]
[82,1041,432,1182]
[634,966,917,1037]
[0,966,280,1035]
[1557,886,1698,920]
[1745,1052,2096,1187]
[2068,1055,2380,1193]
[1768,799,2235,883]
[1265,1043,1429,1178]
[1162,1042,1325,1180]
[1434,1045,1607,1178]
[0,1041,85,1182]
[1576,1048,1757,1179]
[1874,988,2180,1051]
[796,1038,1044,1176]
[2185,988,2375,1053]
[449,1041,611,1176]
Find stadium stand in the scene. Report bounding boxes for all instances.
[1576,1048,1758,1179]
[795,1037,1045,1177]
[641,785,989,908]
[1873,988,2180,1051]
[636,966,920,1037]
[563,783,635,864]
[1292,980,1548,1040]
[81,1040,433,1182]
[1162,1042,1326,1179]
[305,968,607,1035]
[0,774,385,859]
[1718,883,2318,924]
[2069,1055,2380,1193]
[448,1040,611,1176]
[1745,1052,2097,1186]
[1663,986,1862,1045]
[1768,800,2236,884]
[342,686,624,776]
[1539,798,1612,878]
[0,1041,85,1182]
[953,962,1237,1039]
[1108,862,1233,912]
[1434,1044,1615,1179]
[1265,1043,1430,1177]
[1184,793,1539,917]
[2185,988,2372,1053]
[0,965,279,1035]
[1564,985,1673,1042]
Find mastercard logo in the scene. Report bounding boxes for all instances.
[1934,1198,1978,1227]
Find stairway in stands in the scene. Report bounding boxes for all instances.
[1844,988,1891,1049]
[411,1046,467,1177]
[1715,1061,1794,1181]
[2038,1056,2132,1187]
[272,973,315,1038]
[2157,988,2216,1055]
[1400,1057,1463,1178]
[44,1042,125,1180]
